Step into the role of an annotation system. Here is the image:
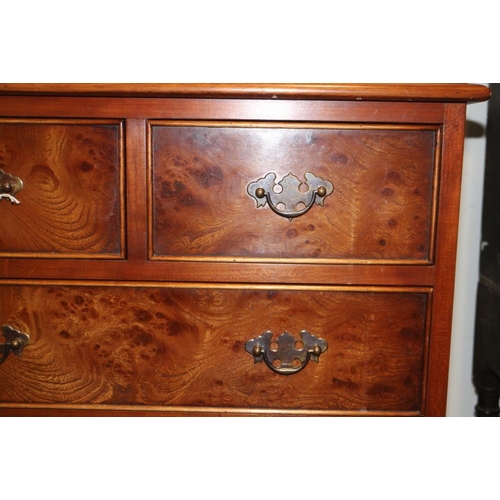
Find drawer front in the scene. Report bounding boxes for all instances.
[0,284,429,414]
[150,122,438,264]
[0,120,124,258]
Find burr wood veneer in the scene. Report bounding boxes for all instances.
[0,84,490,416]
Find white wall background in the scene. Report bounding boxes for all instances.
[447,85,489,416]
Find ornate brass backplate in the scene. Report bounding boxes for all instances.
[245,330,328,375]
[247,172,333,221]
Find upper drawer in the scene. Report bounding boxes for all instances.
[149,121,438,264]
[0,119,125,258]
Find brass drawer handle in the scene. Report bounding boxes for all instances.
[247,172,333,221]
[0,325,30,365]
[0,169,23,205]
[245,330,328,375]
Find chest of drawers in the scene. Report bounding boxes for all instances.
[0,83,490,416]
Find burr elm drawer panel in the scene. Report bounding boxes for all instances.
[0,120,125,258]
[0,283,429,415]
[150,122,438,264]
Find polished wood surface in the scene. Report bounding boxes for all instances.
[0,96,447,124]
[151,123,437,262]
[0,83,491,102]
[0,120,124,257]
[0,283,428,414]
[0,84,490,416]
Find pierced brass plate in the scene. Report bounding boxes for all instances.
[247,172,333,221]
[245,330,328,375]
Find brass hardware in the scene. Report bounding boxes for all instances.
[245,330,328,375]
[316,186,327,198]
[0,170,23,205]
[255,187,266,199]
[0,325,30,365]
[247,172,333,221]
[10,338,22,350]
[253,344,263,357]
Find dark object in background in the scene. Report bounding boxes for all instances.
[474,83,500,417]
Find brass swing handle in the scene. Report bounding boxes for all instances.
[0,325,30,365]
[245,330,328,375]
[0,169,23,205]
[247,172,333,221]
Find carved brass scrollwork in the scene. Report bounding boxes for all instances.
[245,330,328,375]
[0,169,23,205]
[247,172,333,221]
[0,325,30,365]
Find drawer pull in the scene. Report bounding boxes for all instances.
[0,325,30,365]
[247,172,333,221]
[245,330,328,375]
[0,169,23,205]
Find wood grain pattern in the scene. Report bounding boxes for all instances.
[425,104,468,415]
[0,84,489,417]
[0,259,437,286]
[151,123,437,263]
[0,120,124,257]
[0,284,428,413]
[0,96,447,125]
[125,119,148,261]
[0,83,491,103]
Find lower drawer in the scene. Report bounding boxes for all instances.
[0,283,430,415]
